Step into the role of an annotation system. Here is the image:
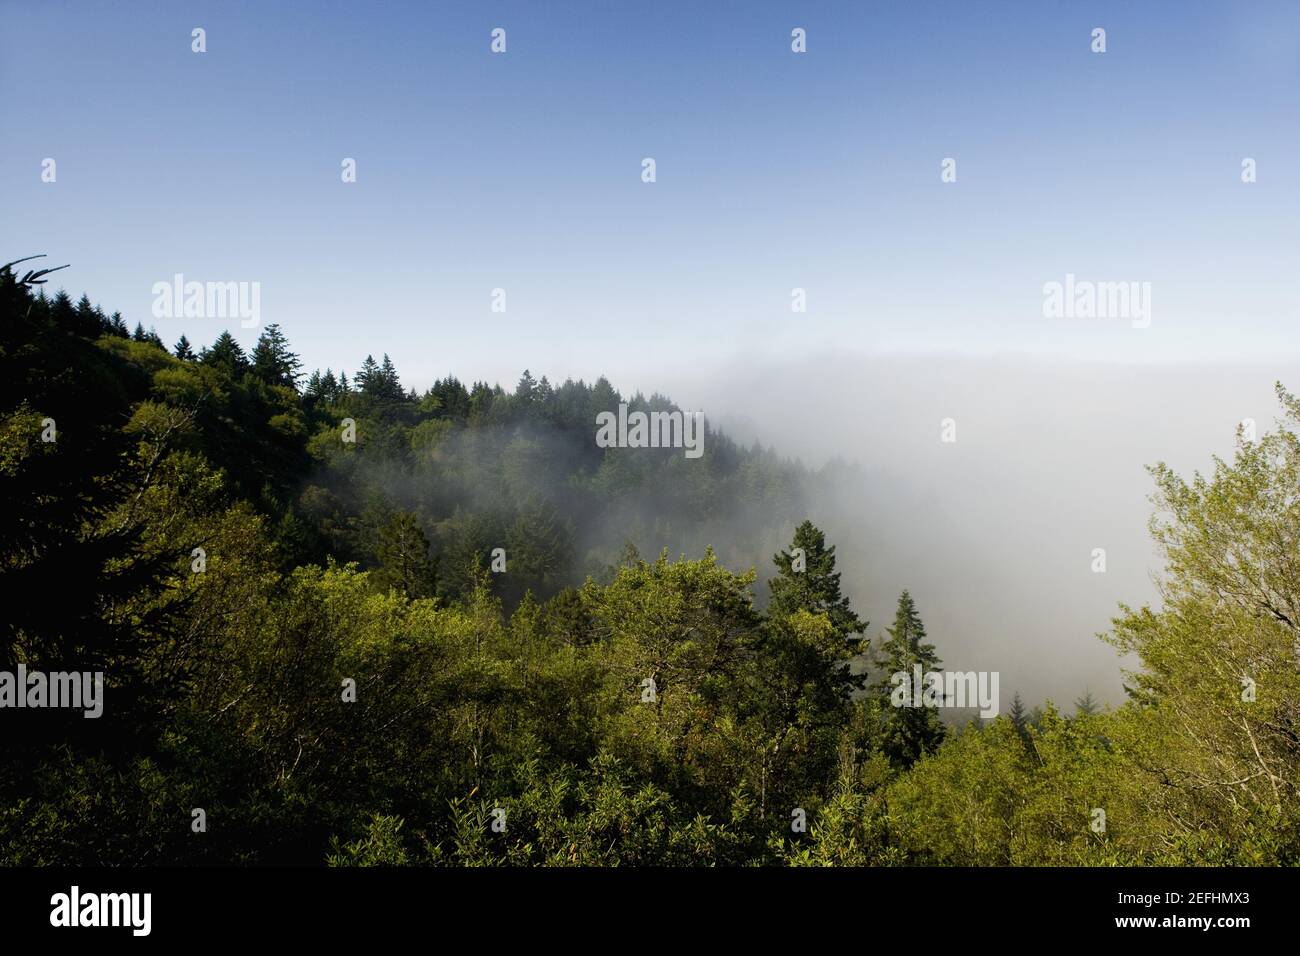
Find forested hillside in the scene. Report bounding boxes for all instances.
[2,261,1297,866]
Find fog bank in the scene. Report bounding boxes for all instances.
[650,352,1300,710]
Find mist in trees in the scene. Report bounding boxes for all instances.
[3,263,1298,867]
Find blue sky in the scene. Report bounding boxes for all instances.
[4,0,1297,392]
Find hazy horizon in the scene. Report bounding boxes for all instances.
[6,0,1297,708]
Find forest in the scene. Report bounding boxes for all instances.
[2,259,1297,866]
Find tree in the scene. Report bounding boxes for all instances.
[378,354,402,402]
[200,331,248,376]
[1105,382,1300,857]
[251,323,302,389]
[370,510,437,599]
[501,498,574,604]
[73,294,103,337]
[768,520,866,646]
[356,355,380,396]
[0,263,197,771]
[515,369,538,410]
[1009,691,1031,743]
[871,590,945,768]
[1073,689,1099,718]
[174,334,195,361]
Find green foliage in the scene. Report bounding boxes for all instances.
[871,591,946,769]
[4,264,1298,867]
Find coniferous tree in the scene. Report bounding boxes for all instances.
[515,369,538,409]
[174,334,195,361]
[1074,689,1099,718]
[251,323,301,389]
[378,354,402,401]
[73,294,103,338]
[370,510,437,599]
[49,289,75,329]
[200,330,249,376]
[320,369,339,401]
[871,590,946,768]
[1009,691,1031,744]
[768,520,865,646]
[356,355,380,396]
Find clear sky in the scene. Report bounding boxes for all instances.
[4,0,1297,392]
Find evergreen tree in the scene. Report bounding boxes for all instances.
[200,330,249,376]
[1009,691,1031,744]
[356,355,380,396]
[515,369,538,408]
[1074,689,1099,718]
[768,520,865,645]
[250,323,301,389]
[379,354,402,401]
[108,311,129,337]
[73,294,102,337]
[174,334,195,361]
[370,510,437,599]
[871,590,946,768]
[49,289,76,329]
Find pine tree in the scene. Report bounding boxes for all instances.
[200,331,249,376]
[515,369,537,407]
[174,334,195,360]
[871,590,946,768]
[1009,691,1031,743]
[320,369,339,401]
[379,354,402,401]
[73,294,101,337]
[370,511,437,599]
[1074,689,1099,718]
[250,323,301,389]
[49,290,75,329]
[108,311,129,337]
[356,355,380,396]
[768,520,865,645]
